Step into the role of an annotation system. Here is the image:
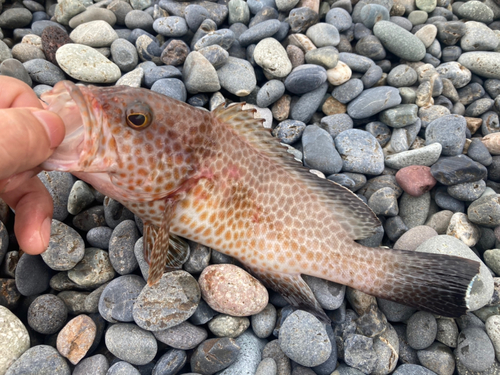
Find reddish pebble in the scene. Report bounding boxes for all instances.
[56,314,96,365]
[395,165,436,197]
[199,264,268,317]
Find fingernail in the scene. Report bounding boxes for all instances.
[40,216,52,248]
[31,110,64,149]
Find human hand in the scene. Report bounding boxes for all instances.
[0,76,65,255]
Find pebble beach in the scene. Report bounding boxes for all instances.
[2,0,500,373]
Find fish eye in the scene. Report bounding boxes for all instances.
[126,104,153,130]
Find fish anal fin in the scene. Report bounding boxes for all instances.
[144,199,189,286]
[212,103,380,240]
[247,265,330,324]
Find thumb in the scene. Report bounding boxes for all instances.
[0,108,65,180]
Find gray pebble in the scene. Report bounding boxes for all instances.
[303,275,346,310]
[456,327,495,372]
[430,155,487,186]
[257,80,285,108]
[133,270,200,330]
[218,331,267,375]
[302,124,343,175]
[72,206,106,232]
[278,310,332,367]
[306,22,340,47]
[425,114,466,156]
[38,171,74,222]
[69,20,118,47]
[217,56,256,96]
[263,339,291,374]
[0,8,32,29]
[467,138,492,166]
[339,52,374,73]
[325,8,352,32]
[110,38,138,72]
[335,129,384,175]
[392,364,438,375]
[239,19,281,47]
[191,337,240,374]
[399,192,431,229]
[154,321,208,350]
[377,298,416,322]
[27,294,68,335]
[321,114,353,139]
[15,254,52,296]
[290,81,329,123]
[343,334,378,374]
[332,79,364,104]
[251,303,277,339]
[41,219,85,271]
[347,86,401,119]
[436,317,459,348]
[105,323,157,365]
[305,46,339,70]
[108,220,139,275]
[284,64,327,95]
[189,299,218,326]
[98,275,145,323]
[67,180,95,216]
[104,197,134,229]
[272,120,306,144]
[360,4,390,29]
[373,20,426,61]
[183,51,221,94]
[153,349,187,375]
[447,180,486,201]
[73,354,109,375]
[67,247,116,288]
[368,187,399,216]
[151,78,187,102]
[107,361,140,375]
[417,342,455,375]
[197,45,229,70]
[406,311,437,350]
[255,358,277,375]
[86,226,113,250]
[4,345,70,375]
[434,189,465,212]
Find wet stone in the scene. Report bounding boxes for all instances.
[105,323,157,365]
[153,321,208,350]
[302,124,343,175]
[335,129,384,175]
[190,337,241,374]
[430,155,487,185]
[133,270,200,330]
[27,294,68,335]
[67,247,115,288]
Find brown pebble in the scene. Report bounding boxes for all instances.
[56,314,96,365]
[272,94,291,121]
[41,26,73,66]
[198,264,268,316]
[286,44,305,69]
[322,96,346,115]
[465,117,482,135]
[482,133,500,155]
[161,39,189,66]
[395,165,436,197]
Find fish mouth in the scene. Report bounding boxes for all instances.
[40,81,93,172]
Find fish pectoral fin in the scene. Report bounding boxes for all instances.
[247,266,330,324]
[143,199,189,286]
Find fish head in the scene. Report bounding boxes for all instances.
[41,80,198,202]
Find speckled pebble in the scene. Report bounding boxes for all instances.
[105,323,157,365]
[72,354,109,375]
[67,247,115,288]
[343,334,378,374]
[302,124,343,175]
[56,314,96,365]
[251,303,277,339]
[199,264,268,317]
[133,270,200,331]
[38,171,74,222]
[456,327,495,372]
[208,314,250,338]
[86,226,113,250]
[27,294,68,335]
[42,219,85,271]
[4,345,70,375]
[191,337,241,374]
[98,275,145,323]
[335,129,384,175]
[0,306,30,375]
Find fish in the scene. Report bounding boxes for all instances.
[40,80,480,321]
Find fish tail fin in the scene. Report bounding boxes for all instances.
[361,248,480,317]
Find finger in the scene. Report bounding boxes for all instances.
[1,176,53,255]
[0,108,65,180]
[0,76,42,109]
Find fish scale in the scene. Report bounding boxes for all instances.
[41,80,480,321]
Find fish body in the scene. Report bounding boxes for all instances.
[41,81,480,320]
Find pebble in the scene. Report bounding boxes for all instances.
[22,57,66,86]
[306,22,340,47]
[456,327,495,372]
[98,275,145,323]
[133,270,200,330]
[86,226,113,249]
[41,219,85,271]
[199,264,268,316]
[153,321,208,350]
[406,311,437,350]
[425,114,467,156]
[208,314,250,338]
[105,323,157,365]
[0,306,30,375]
[347,86,401,119]
[27,294,68,335]
[302,124,343,175]
[4,345,70,375]
[399,192,431,229]
[459,52,500,80]
[56,44,121,83]
[56,314,96,365]
[183,51,221,94]
[284,64,327,95]
[67,247,115,288]
[217,56,256,96]
[107,361,140,375]
[392,364,438,375]
[335,129,384,175]
[153,349,187,375]
[218,331,266,375]
[446,212,480,247]
[72,354,109,375]
[15,254,52,296]
[277,310,331,367]
[395,166,436,197]
[343,334,378,374]
[190,337,241,374]
[69,20,119,47]
[373,21,426,61]
[430,155,487,185]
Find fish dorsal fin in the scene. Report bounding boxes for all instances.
[213,103,380,240]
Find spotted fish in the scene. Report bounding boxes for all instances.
[41,81,480,321]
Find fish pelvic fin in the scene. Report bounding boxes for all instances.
[246,265,330,324]
[366,248,480,317]
[212,102,380,240]
[144,199,189,286]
